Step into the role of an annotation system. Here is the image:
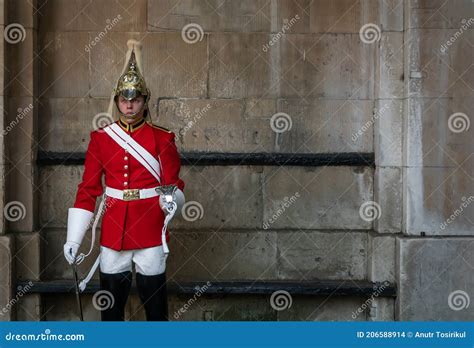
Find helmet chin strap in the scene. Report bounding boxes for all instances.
[118,106,145,118]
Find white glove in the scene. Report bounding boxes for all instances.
[159,188,185,215]
[159,195,175,214]
[64,241,80,265]
[64,207,94,265]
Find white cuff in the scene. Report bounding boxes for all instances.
[67,208,94,245]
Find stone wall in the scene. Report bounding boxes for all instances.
[0,0,472,321]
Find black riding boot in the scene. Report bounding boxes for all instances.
[99,271,132,321]
[136,272,168,321]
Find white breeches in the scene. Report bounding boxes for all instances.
[99,245,168,276]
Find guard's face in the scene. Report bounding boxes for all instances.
[117,95,145,121]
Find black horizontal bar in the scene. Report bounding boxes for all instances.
[17,279,396,297]
[37,151,374,167]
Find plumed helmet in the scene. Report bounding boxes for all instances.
[107,39,151,118]
[114,50,149,101]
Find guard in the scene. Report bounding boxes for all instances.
[63,39,185,321]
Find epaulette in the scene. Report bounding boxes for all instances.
[148,122,172,133]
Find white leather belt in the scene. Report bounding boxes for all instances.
[105,186,160,201]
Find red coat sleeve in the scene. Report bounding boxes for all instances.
[73,131,104,212]
[159,132,185,191]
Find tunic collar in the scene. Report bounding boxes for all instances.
[118,116,146,132]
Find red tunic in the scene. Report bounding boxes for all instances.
[73,118,185,251]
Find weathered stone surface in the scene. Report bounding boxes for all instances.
[0,27,4,93]
[403,98,474,235]
[38,32,90,98]
[177,167,255,226]
[157,98,372,153]
[148,0,274,33]
[369,298,395,321]
[168,231,278,281]
[148,0,380,34]
[0,164,5,234]
[42,294,102,321]
[309,0,378,33]
[16,294,41,321]
[38,97,109,152]
[374,99,403,167]
[374,167,402,233]
[15,232,41,281]
[38,0,146,32]
[170,294,371,321]
[157,98,274,153]
[89,32,208,98]
[5,28,36,97]
[4,110,34,231]
[277,99,373,153]
[170,294,277,321]
[5,161,35,233]
[39,166,79,228]
[404,167,474,236]
[368,235,396,282]
[0,0,4,25]
[278,295,370,321]
[398,238,474,320]
[0,97,3,166]
[406,29,473,98]
[407,0,474,29]
[42,292,138,320]
[275,0,310,33]
[380,0,403,32]
[377,32,404,99]
[277,231,368,280]
[405,97,474,167]
[209,33,274,98]
[41,229,100,281]
[5,96,35,162]
[263,166,373,230]
[7,0,35,29]
[43,290,141,321]
[4,96,35,240]
[209,33,374,99]
[280,33,374,99]
[0,235,14,321]
[166,0,310,33]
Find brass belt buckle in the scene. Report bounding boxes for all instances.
[123,189,140,201]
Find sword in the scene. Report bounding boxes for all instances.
[71,260,84,321]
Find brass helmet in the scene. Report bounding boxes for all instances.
[111,40,150,118]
